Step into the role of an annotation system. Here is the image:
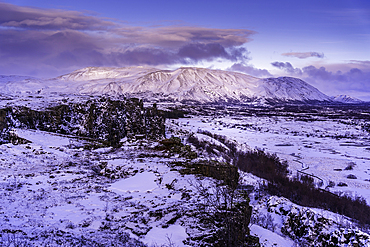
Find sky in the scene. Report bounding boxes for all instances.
[1,0,370,100]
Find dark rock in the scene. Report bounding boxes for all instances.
[346,174,357,179]
[0,97,165,147]
[337,182,348,187]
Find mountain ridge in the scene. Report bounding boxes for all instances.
[0,66,358,104]
[53,66,333,103]
[331,94,363,104]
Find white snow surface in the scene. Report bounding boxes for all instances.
[110,172,158,193]
[250,225,295,247]
[331,94,363,103]
[1,78,370,246]
[0,126,227,246]
[172,114,370,204]
[143,225,188,247]
[0,66,332,103]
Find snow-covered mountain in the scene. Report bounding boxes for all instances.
[0,67,332,103]
[57,66,158,81]
[331,95,363,104]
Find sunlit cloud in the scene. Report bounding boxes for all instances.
[350,60,370,66]
[115,26,254,48]
[0,2,255,77]
[0,2,115,30]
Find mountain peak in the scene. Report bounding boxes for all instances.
[57,66,158,81]
[331,95,363,103]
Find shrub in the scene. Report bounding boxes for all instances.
[337,182,348,187]
[347,174,357,179]
[344,162,356,170]
[192,131,370,226]
[327,180,335,188]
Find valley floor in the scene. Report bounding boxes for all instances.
[1,100,370,246]
[171,112,370,204]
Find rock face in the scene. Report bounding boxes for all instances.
[0,97,165,146]
[265,196,370,247]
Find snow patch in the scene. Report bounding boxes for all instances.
[143,225,188,247]
[110,171,158,193]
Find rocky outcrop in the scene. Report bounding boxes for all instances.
[265,196,370,247]
[0,97,165,147]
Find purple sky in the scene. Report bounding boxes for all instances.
[1,0,370,100]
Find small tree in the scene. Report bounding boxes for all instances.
[190,172,256,247]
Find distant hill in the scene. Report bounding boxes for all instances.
[331,95,363,104]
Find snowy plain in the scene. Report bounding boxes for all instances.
[1,98,370,246]
[171,113,370,204]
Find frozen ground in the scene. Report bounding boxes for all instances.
[171,113,370,204]
[0,127,225,246]
[250,225,295,247]
[1,96,370,246]
[0,127,307,247]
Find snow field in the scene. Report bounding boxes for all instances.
[1,127,238,246]
[172,115,370,204]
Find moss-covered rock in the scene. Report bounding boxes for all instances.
[177,160,239,188]
[157,136,197,159]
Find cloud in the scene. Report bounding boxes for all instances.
[271,61,302,75]
[303,65,370,100]
[123,26,254,48]
[109,47,180,66]
[0,2,114,30]
[350,60,370,66]
[177,43,249,62]
[281,52,324,59]
[271,60,370,100]
[0,2,255,77]
[302,65,369,86]
[228,63,272,77]
[325,8,370,26]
